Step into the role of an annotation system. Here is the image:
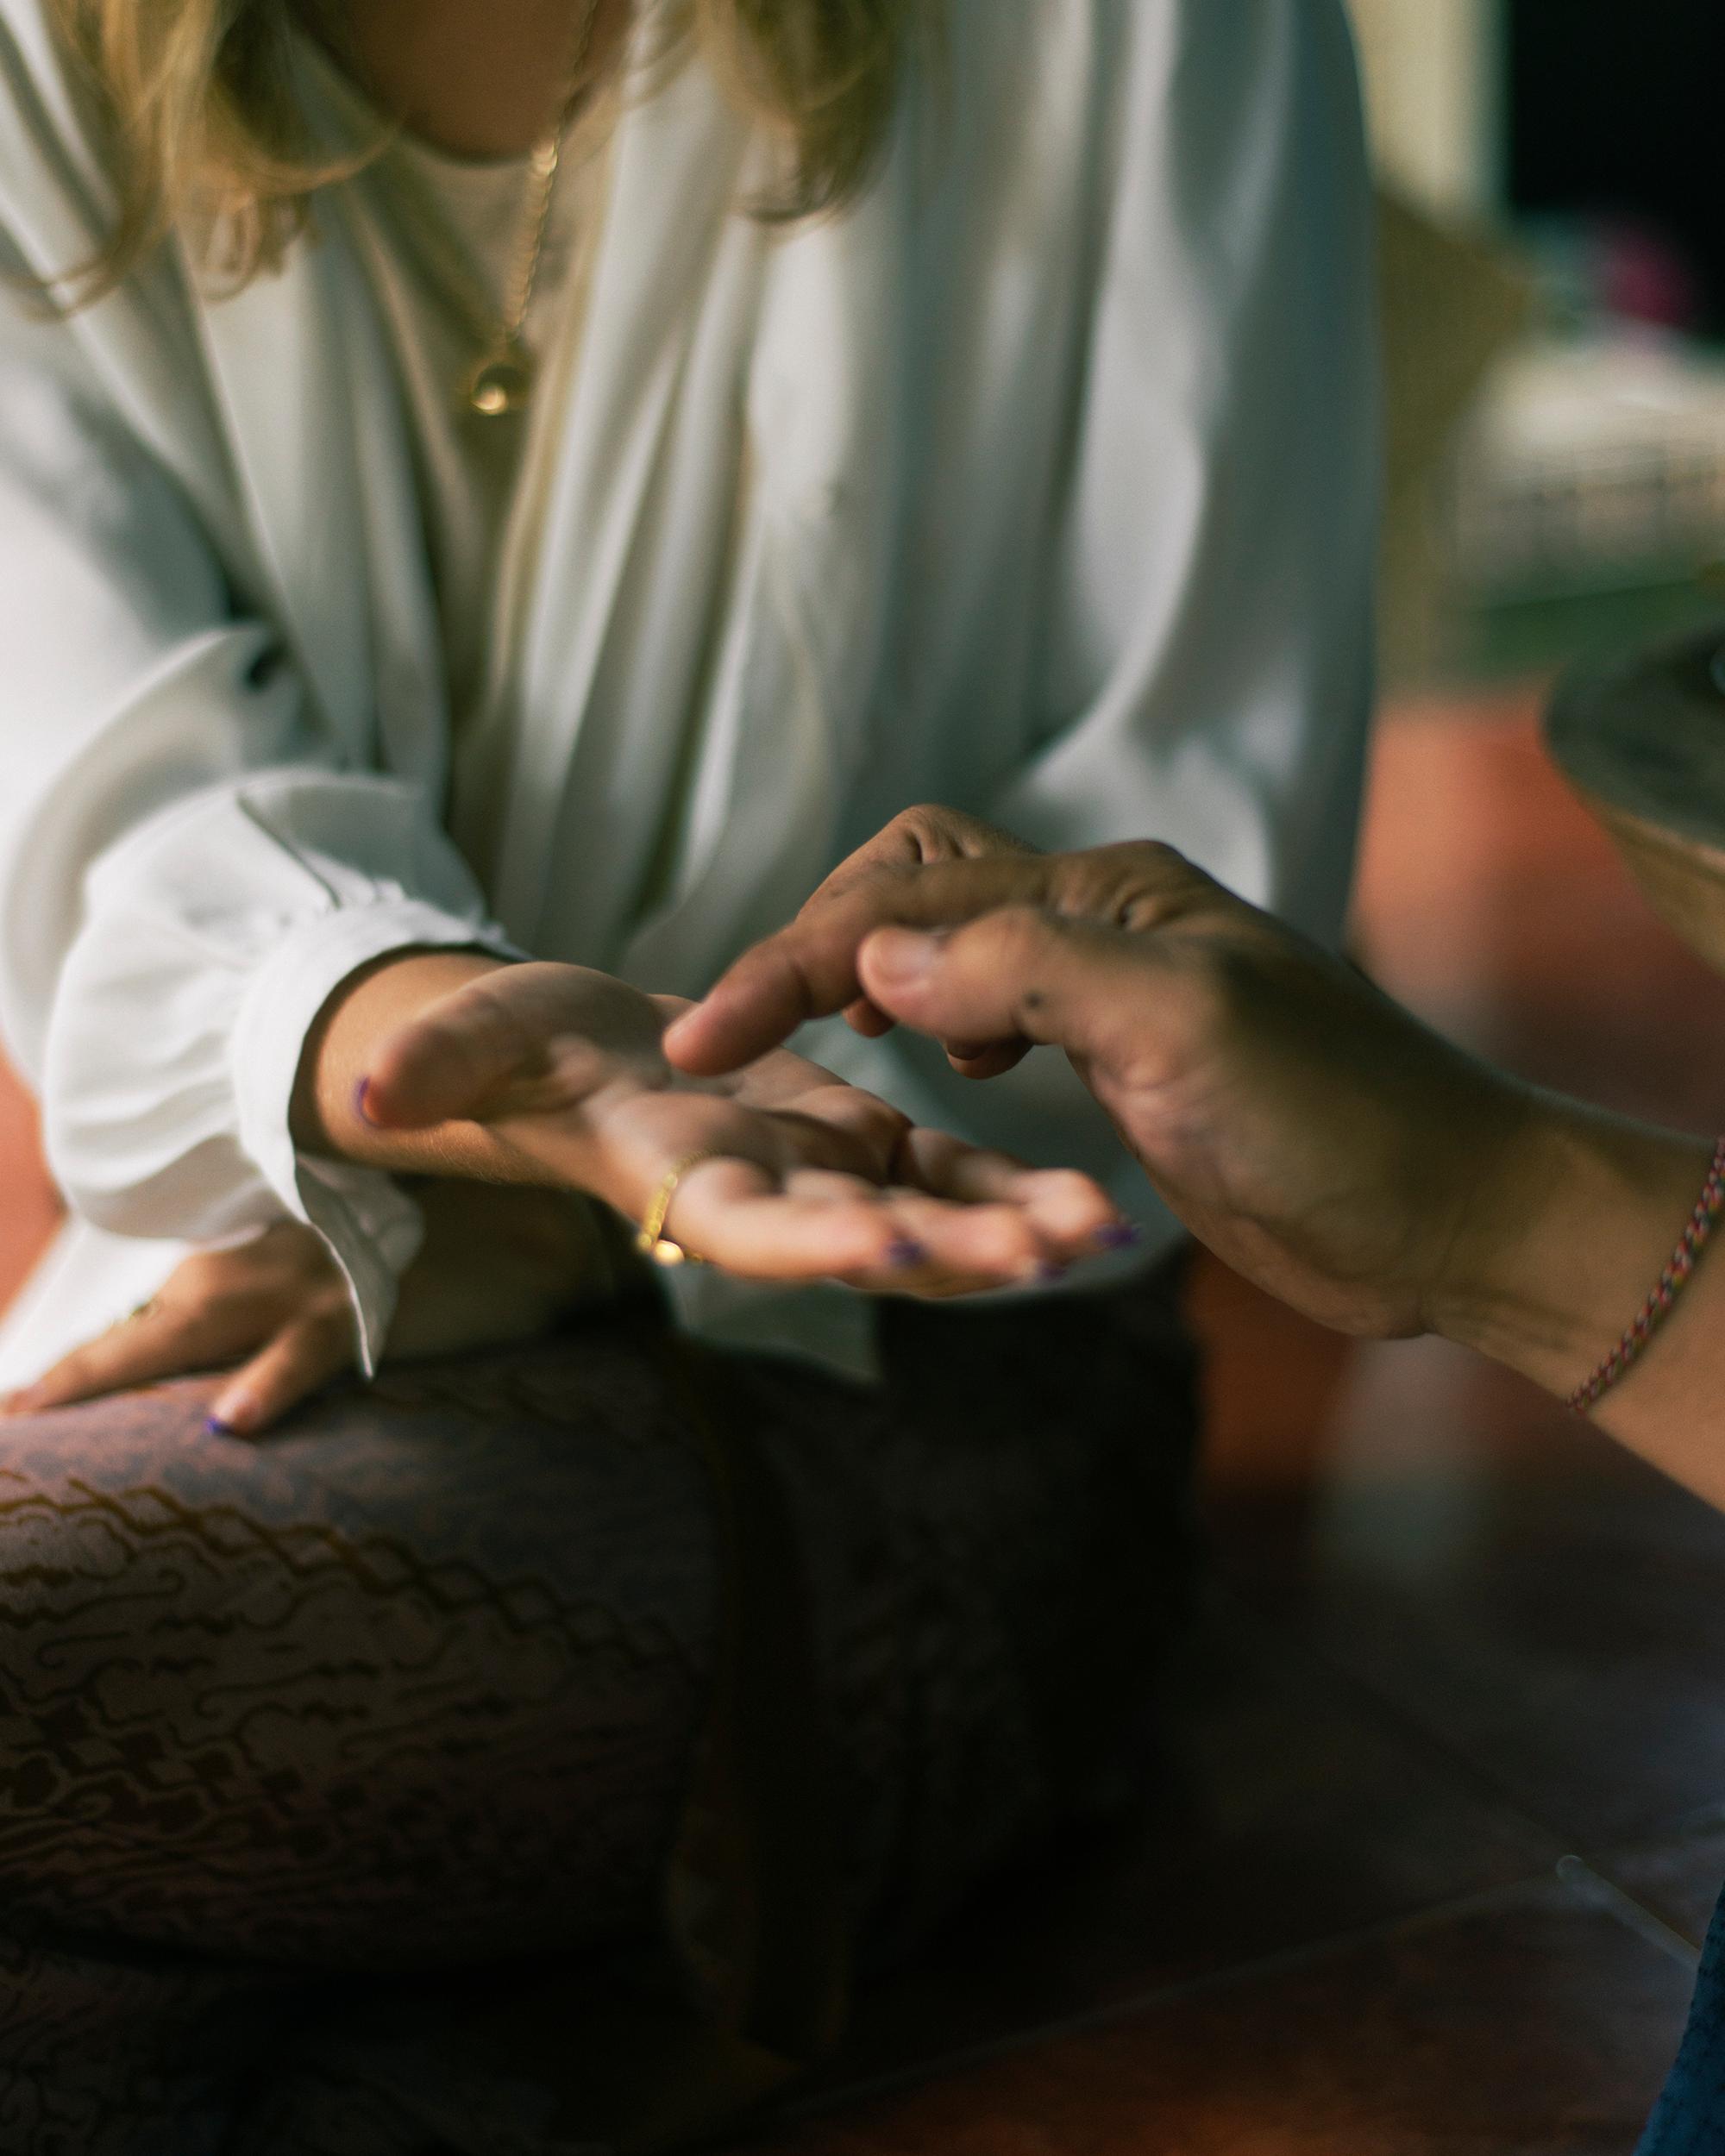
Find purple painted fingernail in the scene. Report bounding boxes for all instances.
[1093,1222,1142,1251]
[888,1239,928,1269]
[204,1415,236,1438]
[353,1077,377,1125]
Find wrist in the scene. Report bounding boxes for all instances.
[1427,1088,1717,1399]
[291,946,513,1158]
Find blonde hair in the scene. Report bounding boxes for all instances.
[42,0,926,304]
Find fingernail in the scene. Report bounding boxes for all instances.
[866,931,941,985]
[1093,1222,1143,1251]
[353,1077,377,1125]
[888,1238,928,1269]
[204,1415,235,1438]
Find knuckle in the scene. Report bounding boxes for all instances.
[837,805,962,881]
[1124,839,1191,875]
[899,802,1018,863]
[1085,843,1200,931]
[1121,841,1190,918]
[809,805,997,924]
[897,804,952,858]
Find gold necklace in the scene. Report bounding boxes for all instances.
[464,0,604,419]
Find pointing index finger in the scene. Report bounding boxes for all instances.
[663,856,1060,1075]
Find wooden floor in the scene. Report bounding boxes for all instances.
[3,684,1724,2149]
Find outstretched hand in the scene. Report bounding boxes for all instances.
[665,804,1041,1080]
[664,811,1532,1343]
[326,955,1124,1295]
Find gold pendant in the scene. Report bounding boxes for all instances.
[465,342,533,418]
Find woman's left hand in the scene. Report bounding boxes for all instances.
[0,1220,361,1432]
[0,1182,622,1436]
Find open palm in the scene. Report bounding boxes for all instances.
[358,962,1120,1292]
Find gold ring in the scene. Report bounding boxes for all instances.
[635,1151,716,1269]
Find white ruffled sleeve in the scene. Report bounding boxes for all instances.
[0,350,510,1374]
[43,771,512,1370]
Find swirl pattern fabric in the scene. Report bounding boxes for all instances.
[0,1280,1196,2153]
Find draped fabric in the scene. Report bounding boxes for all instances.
[0,0,1378,1388]
[0,1277,1199,2153]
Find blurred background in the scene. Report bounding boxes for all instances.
[1353,0,1725,686]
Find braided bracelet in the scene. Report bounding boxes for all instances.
[1568,1136,1725,1415]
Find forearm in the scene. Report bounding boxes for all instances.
[1433,1093,1724,1495]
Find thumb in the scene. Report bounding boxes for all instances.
[361,971,538,1130]
[858,907,1176,1078]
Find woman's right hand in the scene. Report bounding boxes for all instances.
[293,947,1123,1294]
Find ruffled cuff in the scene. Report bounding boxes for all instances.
[41,771,518,1377]
[229,896,516,1374]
